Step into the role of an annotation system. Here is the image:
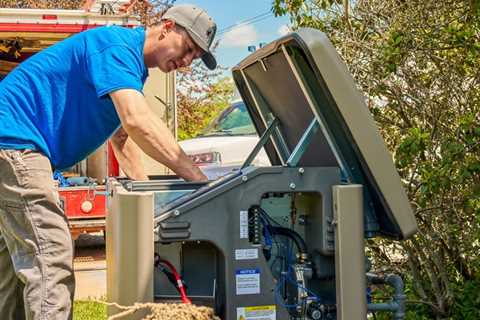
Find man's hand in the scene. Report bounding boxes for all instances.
[110,89,208,182]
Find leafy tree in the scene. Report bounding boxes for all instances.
[273,0,480,318]
[120,0,176,25]
[176,62,234,140]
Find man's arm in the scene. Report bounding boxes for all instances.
[109,89,207,182]
[110,127,148,180]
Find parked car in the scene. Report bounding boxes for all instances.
[179,100,270,180]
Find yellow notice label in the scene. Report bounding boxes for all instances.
[237,305,276,320]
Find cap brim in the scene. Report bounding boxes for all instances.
[186,30,217,70]
[201,52,217,70]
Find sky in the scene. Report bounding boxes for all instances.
[175,0,291,74]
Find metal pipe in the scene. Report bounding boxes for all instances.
[367,273,406,320]
[386,274,406,320]
[368,302,399,312]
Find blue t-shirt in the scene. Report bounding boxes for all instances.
[0,25,148,170]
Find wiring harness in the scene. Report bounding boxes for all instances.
[251,205,320,317]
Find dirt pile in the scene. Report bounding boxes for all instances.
[107,302,221,320]
[142,303,220,320]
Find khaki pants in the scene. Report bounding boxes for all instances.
[0,149,75,320]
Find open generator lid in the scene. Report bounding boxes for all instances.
[232,28,417,240]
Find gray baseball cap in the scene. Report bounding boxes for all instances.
[163,4,217,70]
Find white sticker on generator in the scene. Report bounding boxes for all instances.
[235,249,259,260]
[239,210,249,239]
[236,269,260,295]
[237,305,276,320]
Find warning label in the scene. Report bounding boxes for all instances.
[237,305,276,320]
[235,248,259,260]
[235,269,260,295]
[240,210,248,239]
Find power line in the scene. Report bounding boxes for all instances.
[215,15,275,45]
[218,11,271,33]
[218,12,273,34]
[215,14,275,46]
[217,11,273,35]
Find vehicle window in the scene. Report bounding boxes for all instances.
[201,102,256,136]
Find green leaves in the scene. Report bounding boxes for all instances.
[381,30,407,75]
[270,0,480,317]
[395,128,430,174]
[272,0,304,17]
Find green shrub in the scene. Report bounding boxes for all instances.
[73,300,106,320]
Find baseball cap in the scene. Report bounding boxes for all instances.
[163,4,217,70]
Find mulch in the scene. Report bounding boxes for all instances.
[105,302,221,320]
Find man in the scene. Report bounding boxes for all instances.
[0,4,215,319]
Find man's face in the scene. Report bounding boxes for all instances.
[156,26,204,73]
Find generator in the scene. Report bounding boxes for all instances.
[106,28,418,320]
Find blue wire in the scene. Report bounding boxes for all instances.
[284,234,321,303]
[256,206,281,226]
[260,216,273,247]
[287,248,321,301]
[274,274,301,309]
[258,207,321,306]
[259,210,282,226]
[260,214,283,264]
[285,266,321,301]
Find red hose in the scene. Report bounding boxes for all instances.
[159,259,191,304]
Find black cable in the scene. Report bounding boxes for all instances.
[267,226,307,254]
[154,254,188,292]
[160,265,177,286]
[257,214,307,314]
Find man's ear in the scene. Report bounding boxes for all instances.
[164,19,175,30]
[159,19,175,40]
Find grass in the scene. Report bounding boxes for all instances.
[73,300,107,320]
